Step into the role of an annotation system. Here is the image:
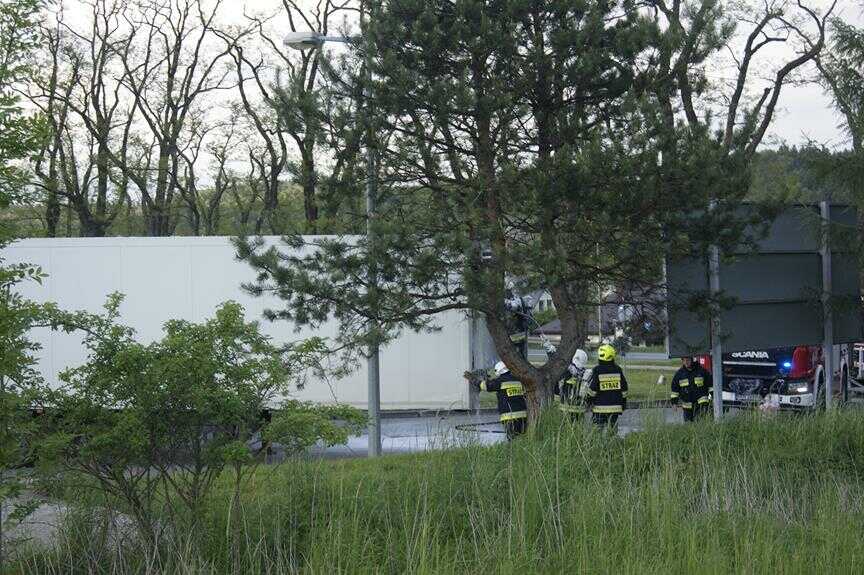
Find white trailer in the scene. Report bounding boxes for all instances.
[3,236,484,411]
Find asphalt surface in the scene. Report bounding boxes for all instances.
[306,407,682,458]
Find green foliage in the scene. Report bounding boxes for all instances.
[236,0,780,405]
[15,410,864,573]
[532,306,557,328]
[0,270,47,480]
[0,0,45,216]
[810,13,864,248]
[819,14,864,150]
[266,400,366,454]
[0,242,78,547]
[32,296,363,548]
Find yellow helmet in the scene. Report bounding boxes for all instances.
[597,344,616,362]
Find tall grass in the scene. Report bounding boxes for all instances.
[11,410,864,574]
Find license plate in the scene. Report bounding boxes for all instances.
[736,394,760,402]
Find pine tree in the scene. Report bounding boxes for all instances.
[237,0,833,419]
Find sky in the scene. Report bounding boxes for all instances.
[227,0,863,150]
[758,0,861,148]
[57,0,861,150]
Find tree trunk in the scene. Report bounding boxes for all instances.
[524,379,555,423]
[301,151,318,234]
[95,140,109,220]
[44,149,61,237]
[64,203,73,236]
[78,217,107,238]
[44,182,60,237]
[262,177,280,234]
[149,150,172,237]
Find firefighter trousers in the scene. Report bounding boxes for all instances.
[683,404,712,422]
[591,412,619,432]
[504,418,527,440]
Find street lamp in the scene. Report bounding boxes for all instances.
[283,32,353,48]
[284,28,382,457]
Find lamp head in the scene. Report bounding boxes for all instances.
[283,32,324,49]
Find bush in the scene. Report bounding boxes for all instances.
[31,295,363,559]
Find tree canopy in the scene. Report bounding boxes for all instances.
[236,0,835,417]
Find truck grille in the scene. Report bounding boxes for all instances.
[728,378,765,395]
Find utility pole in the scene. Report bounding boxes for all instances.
[708,198,724,420]
[821,200,834,409]
[362,1,381,456]
[366,72,381,457]
[709,244,724,420]
[283,7,382,456]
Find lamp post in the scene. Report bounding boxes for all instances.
[284,23,382,457]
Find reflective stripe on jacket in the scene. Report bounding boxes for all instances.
[587,360,628,414]
[556,365,591,413]
[481,372,528,422]
[670,365,713,409]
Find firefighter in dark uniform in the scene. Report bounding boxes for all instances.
[473,361,528,440]
[585,344,628,431]
[555,349,591,422]
[670,356,712,422]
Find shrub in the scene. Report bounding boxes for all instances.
[32,294,364,558]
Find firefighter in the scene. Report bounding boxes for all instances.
[585,344,628,431]
[670,356,713,422]
[555,349,591,422]
[466,361,528,440]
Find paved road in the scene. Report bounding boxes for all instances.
[305,408,682,458]
[627,364,676,371]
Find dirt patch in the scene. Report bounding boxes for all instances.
[2,494,68,558]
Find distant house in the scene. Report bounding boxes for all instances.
[527,289,555,313]
[534,302,619,345]
[526,284,665,347]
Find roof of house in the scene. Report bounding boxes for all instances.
[535,318,561,335]
[532,305,619,336]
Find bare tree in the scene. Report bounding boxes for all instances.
[29,3,129,237]
[31,18,68,236]
[220,0,359,234]
[650,0,836,159]
[233,153,265,234]
[173,108,239,235]
[106,0,241,236]
[224,38,289,234]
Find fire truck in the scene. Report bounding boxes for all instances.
[699,344,859,410]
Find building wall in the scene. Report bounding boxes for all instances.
[4,237,472,411]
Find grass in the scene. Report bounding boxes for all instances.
[627,344,668,353]
[623,358,679,366]
[623,367,676,401]
[11,410,864,574]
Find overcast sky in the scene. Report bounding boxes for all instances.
[60,0,861,150]
[762,0,860,147]
[225,0,862,150]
